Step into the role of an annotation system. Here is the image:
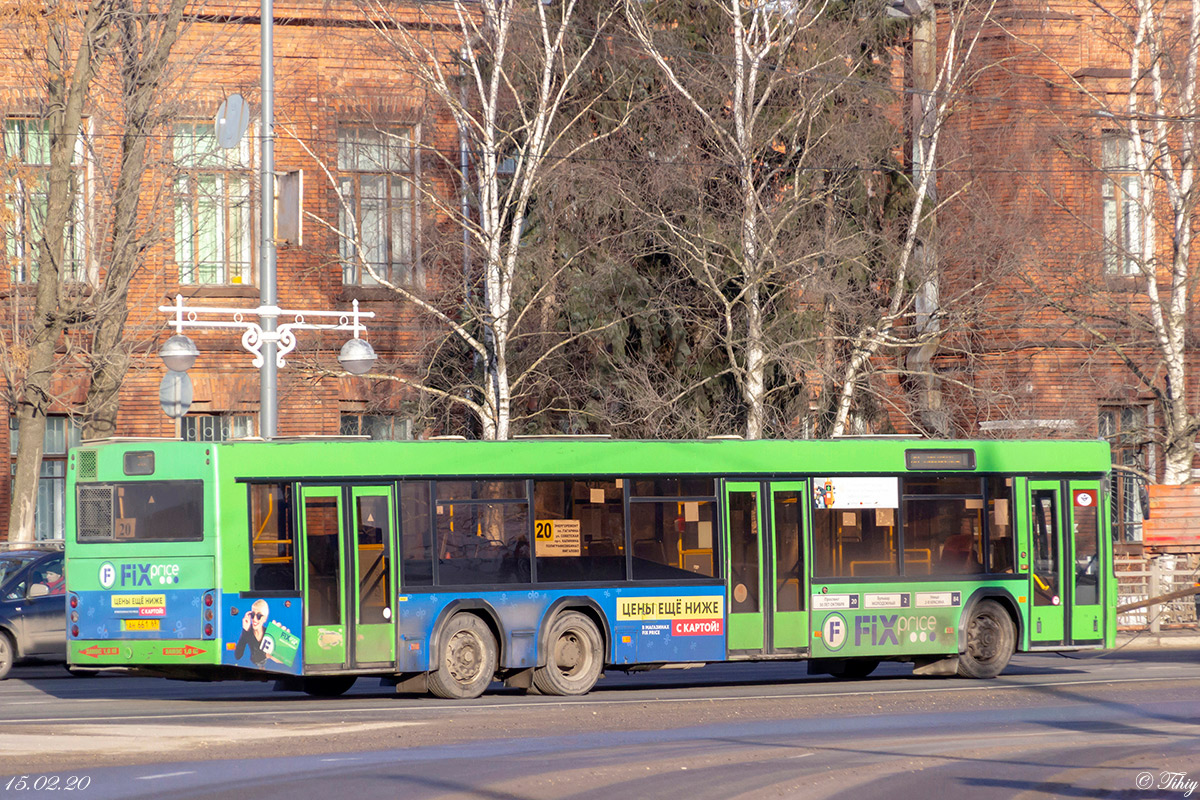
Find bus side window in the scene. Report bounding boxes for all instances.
[249,483,297,591]
[400,482,433,587]
[533,479,627,583]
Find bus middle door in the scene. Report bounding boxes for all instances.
[723,481,810,656]
[349,486,397,667]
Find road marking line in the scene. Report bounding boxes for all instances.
[136,771,196,780]
[5,674,1195,724]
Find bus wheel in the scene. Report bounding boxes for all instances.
[532,612,603,696]
[302,676,357,697]
[958,599,1015,679]
[832,658,879,680]
[428,613,497,700]
[0,632,12,680]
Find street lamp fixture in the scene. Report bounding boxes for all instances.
[158,334,199,372]
[338,337,377,376]
[157,294,376,435]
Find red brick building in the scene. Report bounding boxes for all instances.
[0,2,465,539]
[899,0,1200,544]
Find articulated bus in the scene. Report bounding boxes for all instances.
[64,437,1114,697]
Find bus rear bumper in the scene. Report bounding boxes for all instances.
[69,640,217,667]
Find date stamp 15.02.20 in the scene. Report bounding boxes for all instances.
[4,775,92,792]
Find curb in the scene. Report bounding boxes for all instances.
[1115,632,1200,649]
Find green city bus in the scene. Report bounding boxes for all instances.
[64,437,1114,697]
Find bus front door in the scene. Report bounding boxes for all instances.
[349,486,397,666]
[1066,480,1104,645]
[723,481,810,656]
[1029,480,1105,647]
[300,486,347,666]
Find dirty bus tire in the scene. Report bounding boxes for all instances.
[302,675,357,697]
[428,613,498,700]
[532,611,604,696]
[832,658,880,680]
[957,599,1015,679]
[0,631,12,680]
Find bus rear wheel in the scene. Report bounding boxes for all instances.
[532,611,603,696]
[958,599,1015,679]
[428,613,497,700]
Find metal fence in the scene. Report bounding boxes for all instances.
[1116,554,1200,631]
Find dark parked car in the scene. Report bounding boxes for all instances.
[0,548,66,679]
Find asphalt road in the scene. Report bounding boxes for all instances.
[0,648,1197,799]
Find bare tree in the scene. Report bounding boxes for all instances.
[3,0,113,542]
[320,0,635,440]
[1001,0,1200,483]
[81,0,190,440]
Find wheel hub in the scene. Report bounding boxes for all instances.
[446,631,483,682]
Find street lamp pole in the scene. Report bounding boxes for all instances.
[260,0,278,438]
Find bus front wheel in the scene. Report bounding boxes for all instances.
[957,599,1015,679]
[428,613,497,700]
[532,611,604,696]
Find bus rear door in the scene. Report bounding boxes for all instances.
[723,481,809,656]
[300,485,397,670]
[349,486,396,666]
[300,486,347,667]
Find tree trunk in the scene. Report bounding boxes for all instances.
[8,3,111,542]
[82,0,188,441]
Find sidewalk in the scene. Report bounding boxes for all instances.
[1115,628,1200,649]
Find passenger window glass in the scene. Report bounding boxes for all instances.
[437,480,527,502]
[630,500,716,579]
[533,480,626,582]
[631,478,715,498]
[437,502,529,585]
[249,483,296,591]
[811,477,900,578]
[987,477,1015,573]
[400,482,433,587]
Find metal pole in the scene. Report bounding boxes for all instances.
[260,0,278,438]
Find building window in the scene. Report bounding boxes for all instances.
[9,415,81,541]
[1101,133,1142,276]
[339,413,411,440]
[1099,406,1148,542]
[181,414,255,442]
[3,118,88,284]
[174,122,253,285]
[337,125,415,286]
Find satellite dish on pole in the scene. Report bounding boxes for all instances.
[159,371,194,419]
[215,93,250,150]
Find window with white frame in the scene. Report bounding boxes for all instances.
[1099,405,1148,542]
[1101,134,1143,276]
[339,413,412,441]
[174,122,254,285]
[337,125,415,286]
[10,415,81,541]
[3,118,88,284]
[181,414,255,442]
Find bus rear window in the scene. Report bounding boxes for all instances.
[76,481,203,542]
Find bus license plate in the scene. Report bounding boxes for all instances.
[123,619,160,632]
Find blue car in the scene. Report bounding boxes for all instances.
[0,548,66,680]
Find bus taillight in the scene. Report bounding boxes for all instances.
[69,594,78,609]
[204,623,213,637]
[71,625,79,638]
